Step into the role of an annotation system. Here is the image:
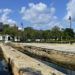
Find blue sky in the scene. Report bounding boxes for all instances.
[0,0,75,30]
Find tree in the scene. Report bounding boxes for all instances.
[63,28,74,40]
[51,26,62,40]
[42,30,51,39]
[24,27,36,41]
[3,24,10,34]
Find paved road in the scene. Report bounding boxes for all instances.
[0,59,10,75]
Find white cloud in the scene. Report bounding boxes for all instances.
[64,0,75,21]
[31,21,63,30]
[20,2,58,27]
[0,8,16,25]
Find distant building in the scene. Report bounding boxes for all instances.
[0,22,20,42]
[0,34,20,43]
[14,36,20,42]
[4,35,12,43]
[35,39,41,42]
[0,35,3,41]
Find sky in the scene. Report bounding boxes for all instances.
[0,0,75,30]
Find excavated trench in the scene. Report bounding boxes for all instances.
[6,43,75,75]
[0,47,13,75]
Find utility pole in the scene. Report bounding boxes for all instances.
[68,16,72,44]
[21,22,23,31]
[69,16,72,29]
[21,22,24,42]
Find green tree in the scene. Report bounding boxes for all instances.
[63,28,74,40]
[23,27,36,41]
[51,26,62,40]
[42,30,51,41]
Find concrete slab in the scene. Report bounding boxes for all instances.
[0,43,65,75]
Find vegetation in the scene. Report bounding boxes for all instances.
[0,23,75,43]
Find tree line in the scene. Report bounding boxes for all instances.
[0,24,75,43]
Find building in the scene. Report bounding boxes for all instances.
[0,34,20,43]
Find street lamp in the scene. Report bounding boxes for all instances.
[69,16,72,29]
[21,22,23,30]
[68,16,73,44]
[21,22,24,42]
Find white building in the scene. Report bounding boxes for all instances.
[0,34,20,43]
[0,35,3,41]
[14,36,20,42]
